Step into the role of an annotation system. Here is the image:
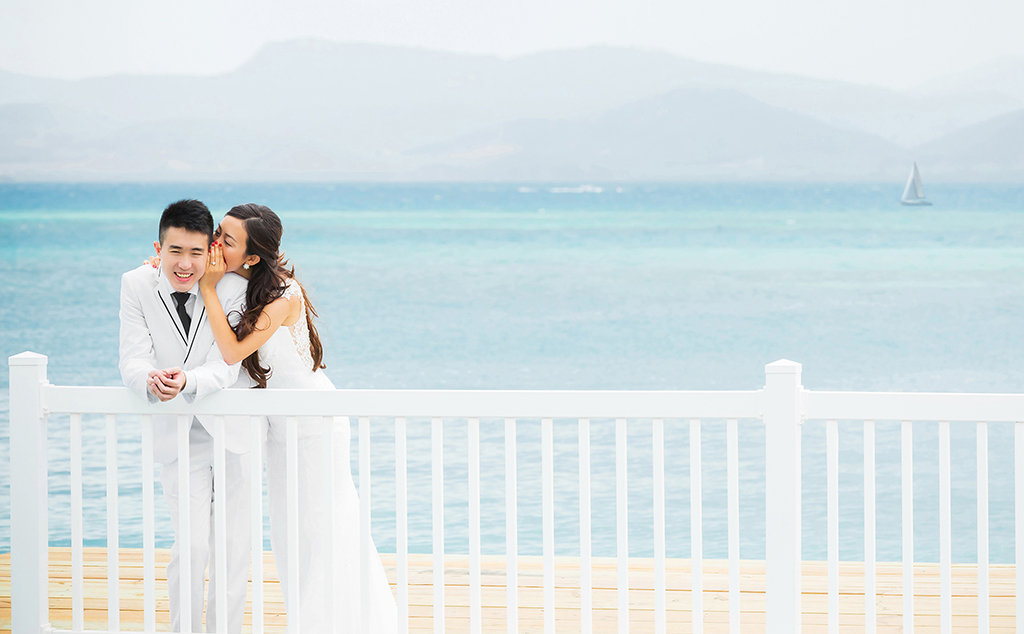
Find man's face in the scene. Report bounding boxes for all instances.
[154,227,209,292]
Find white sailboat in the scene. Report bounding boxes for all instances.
[900,162,932,206]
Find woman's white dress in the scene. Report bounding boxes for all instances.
[262,279,397,633]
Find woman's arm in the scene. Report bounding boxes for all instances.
[200,243,298,365]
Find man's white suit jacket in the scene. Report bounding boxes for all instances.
[119,264,252,464]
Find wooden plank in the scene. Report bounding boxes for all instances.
[0,549,1016,633]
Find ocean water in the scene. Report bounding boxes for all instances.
[2,181,1024,564]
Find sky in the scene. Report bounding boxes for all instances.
[1,0,1022,89]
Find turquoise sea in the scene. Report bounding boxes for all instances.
[2,182,1024,563]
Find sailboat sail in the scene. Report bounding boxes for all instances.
[901,163,931,205]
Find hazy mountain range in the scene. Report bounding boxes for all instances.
[1,40,1022,182]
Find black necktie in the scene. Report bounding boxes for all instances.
[172,292,192,335]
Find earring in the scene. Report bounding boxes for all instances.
[243,263,250,270]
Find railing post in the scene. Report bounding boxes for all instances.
[764,359,803,634]
[9,352,51,634]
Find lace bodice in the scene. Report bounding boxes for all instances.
[282,280,314,371]
[257,278,334,389]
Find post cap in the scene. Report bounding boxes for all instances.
[9,351,47,366]
[765,359,802,374]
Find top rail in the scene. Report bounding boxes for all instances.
[44,385,763,419]
[47,385,1024,421]
[806,390,1024,422]
[50,385,1024,422]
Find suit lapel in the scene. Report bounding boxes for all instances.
[156,289,189,348]
[183,304,206,366]
[153,267,217,367]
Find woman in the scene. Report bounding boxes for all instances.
[198,203,397,633]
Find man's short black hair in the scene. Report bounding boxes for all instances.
[159,199,214,245]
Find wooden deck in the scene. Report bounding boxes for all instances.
[0,548,1016,632]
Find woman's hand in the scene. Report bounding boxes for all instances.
[144,255,160,268]
[200,241,227,293]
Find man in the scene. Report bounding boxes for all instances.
[119,199,251,633]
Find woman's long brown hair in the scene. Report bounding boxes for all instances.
[224,203,325,388]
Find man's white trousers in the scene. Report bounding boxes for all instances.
[161,421,251,633]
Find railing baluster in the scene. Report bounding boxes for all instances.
[653,418,666,634]
[432,417,445,634]
[213,415,227,633]
[359,416,372,633]
[250,416,264,634]
[141,414,155,633]
[323,416,335,633]
[1016,421,1024,632]
[977,421,988,634]
[727,418,740,634]
[939,421,951,634]
[469,417,482,634]
[177,414,192,634]
[106,413,119,631]
[864,421,876,634]
[616,417,629,634]
[71,413,84,632]
[690,418,703,634]
[579,418,592,634]
[285,415,300,632]
[827,419,838,634]
[542,417,556,633]
[506,417,518,634]
[396,417,409,634]
[902,420,913,634]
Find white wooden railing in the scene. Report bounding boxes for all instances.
[8,351,1024,634]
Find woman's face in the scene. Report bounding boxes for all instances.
[214,214,251,273]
